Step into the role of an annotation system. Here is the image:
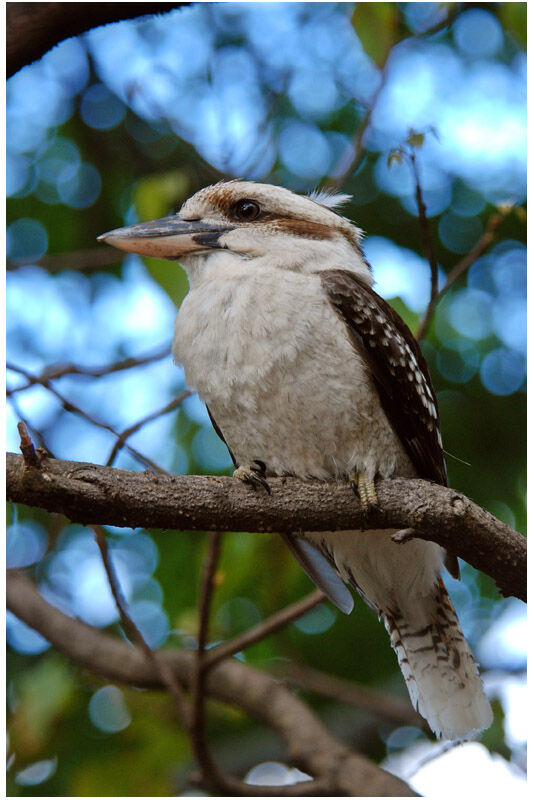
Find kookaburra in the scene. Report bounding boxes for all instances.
[99,180,492,740]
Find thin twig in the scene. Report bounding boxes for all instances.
[16,421,42,469]
[91,524,192,726]
[416,206,515,341]
[6,362,167,473]
[405,740,464,780]
[410,151,439,305]
[105,390,191,466]
[7,344,171,395]
[188,539,340,795]
[7,247,129,273]
[275,661,425,729]
[8,395,55,456]
[205,589,325,670]
[326,73,386,192]
[190,531,227,792]
[91,526,335,795]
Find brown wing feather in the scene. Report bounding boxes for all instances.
[321,270,459,579]
[321,269,447,486]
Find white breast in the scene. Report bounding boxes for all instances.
[173,267,414,480]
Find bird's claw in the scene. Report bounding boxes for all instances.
[233,462,271,494]
[350,472,378,511]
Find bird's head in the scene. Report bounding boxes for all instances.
[98,180,373,285]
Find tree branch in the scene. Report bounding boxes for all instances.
[416,206,515,341]
[205,590,325,671]
[274,662,426,730]
[409,150,439,306]
[7,363,169,473]
[6,572,418,797]
[7,344,171,394]
[92,524,192,726]
[7,2,189,78]
[6,453,526,600]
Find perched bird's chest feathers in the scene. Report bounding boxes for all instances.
[173,267,413,479]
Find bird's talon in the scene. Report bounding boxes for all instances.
[350,472,378,511]
[233,464,271,494]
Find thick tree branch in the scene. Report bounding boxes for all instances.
[6,453,526,601]
[6,572,417,797]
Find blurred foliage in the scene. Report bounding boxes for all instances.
[6,2,526,796]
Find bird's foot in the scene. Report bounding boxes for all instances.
[350,472,378,511]
[233,461,271,494]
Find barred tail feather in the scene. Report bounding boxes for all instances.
[383,578,493,739]
[306,530,493,741]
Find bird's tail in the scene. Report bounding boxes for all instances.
[381,576,493,739]
[305,530,493,739]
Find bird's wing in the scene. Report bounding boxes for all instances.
[321,271,459,579]
[279,532,354,614]
[320,269,448,486]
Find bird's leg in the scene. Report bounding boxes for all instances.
[350,472,378,511]
[233,460,271,494]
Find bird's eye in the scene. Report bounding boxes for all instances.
[234,200,261,221]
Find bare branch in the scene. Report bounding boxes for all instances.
[7,394,55,456]
[190,532,228,793]
[17,421,42,469]
[409,150,439,306]
[6,453,526,600]
[275,662,426,730]
[325,74,386,193]
[7,363,168,473]
[416,206,515,341]
[7,247,129,274]
[6,573,418,796]
[92,524,191,725]
[105,391,191,466]
[206,590,325,671]
[7,344,171,394]
[7,3,190,78]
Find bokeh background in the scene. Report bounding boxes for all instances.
[6,2,526,796]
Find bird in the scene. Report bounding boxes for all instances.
[98,179,493,740]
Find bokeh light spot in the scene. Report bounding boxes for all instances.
[480,348,525,395]
[7,218,48,260]
[89,686,132,733]
[453,9,503,57]
[294,603,336,635]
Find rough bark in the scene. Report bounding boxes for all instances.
[7,572,418,797]
[7,452,526,601]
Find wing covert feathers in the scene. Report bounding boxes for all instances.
[320,269,448,486]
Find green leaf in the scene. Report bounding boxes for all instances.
[499,3,527,49]
[387,150,403,167]
[352,2,398,67]
[133,170,190,222]
[406,130,425,148]
[10,657,76,757]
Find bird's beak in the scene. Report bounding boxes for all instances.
[97,216,234,259]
